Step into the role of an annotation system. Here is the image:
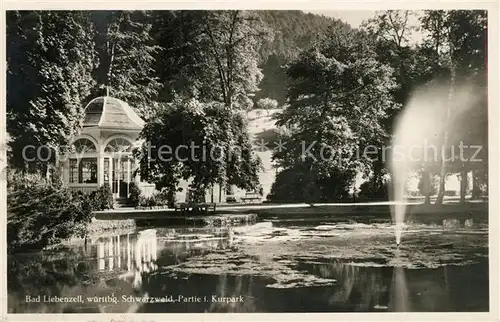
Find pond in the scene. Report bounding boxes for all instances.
[7,216,489,313]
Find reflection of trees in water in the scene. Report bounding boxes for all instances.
[8,248,90,313]
[307,259,487,312]
[8,229,159,313]
[156,231,230,266]
[304,260,390,311]
[107,229,158,291]
[10,226,487,313]
[208,274,257,312]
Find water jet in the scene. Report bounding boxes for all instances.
[390,80,479,245]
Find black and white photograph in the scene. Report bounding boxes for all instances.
[1,5,497,317]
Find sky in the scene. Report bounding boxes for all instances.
[303,10,425,44]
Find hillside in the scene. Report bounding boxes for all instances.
[254,10,351,105]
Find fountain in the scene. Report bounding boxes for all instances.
[390,80,479,245]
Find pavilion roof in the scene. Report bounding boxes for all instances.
[83,97,145,131]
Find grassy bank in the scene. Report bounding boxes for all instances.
[94,201,488,226]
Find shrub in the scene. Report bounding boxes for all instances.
[268,166,354,203]
[154,190,170,206]
[139,195,156,207]
[129,182,142,207]
[138,189,172,208]
[88,183,114,211]
[417,174,439,196]
[7,170,93,253]
[137,188,179,208]
[358,176,390,201]
[256,98,278,112]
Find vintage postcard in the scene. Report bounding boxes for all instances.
[0,1,498,321]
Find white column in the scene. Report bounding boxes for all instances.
[98,240,105,271]
[135,236,141,271]
[127,158,131,196]
[152,236,157,261]
[117,235,121,269]
[127,233,131,271]
[134,159,140,184]
[117,157,121,196]
[108,156,113,186]
[98,155,104,185]
[108,236,114,271]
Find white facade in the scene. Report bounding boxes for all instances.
[63,97,154,199]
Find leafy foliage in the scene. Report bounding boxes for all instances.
[272,23,399,202]
[138,190,170,207]
[137,96,262,198]
[87,183,114,211]
[154,10,266,110]
[253,11,338,104]
[417,173,439,196]
[7,11,96,169]
[7,170,93,253]
[91,10,162,119]
[418,10,487,203]
[358,175,391,200]
[128,181,142,207]
[268,165,354,203]
[256,98,278,112]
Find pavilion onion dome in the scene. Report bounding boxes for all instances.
[83,96,145,130]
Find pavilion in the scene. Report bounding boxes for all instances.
[62,96,155,200]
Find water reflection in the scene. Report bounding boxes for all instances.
[389,267,410,312]
[94,229,159,290]
[8,225,488,313]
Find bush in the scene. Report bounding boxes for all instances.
[358,176,390,201]
[256,98,278,111]
[139,195,157,207]
[7,170,93,253]
[417,174,439,196]
[268,166,354,203]
[129,182,141,207]
[138,190,171,208]
[88,183,114,211]
[154,190,170,206]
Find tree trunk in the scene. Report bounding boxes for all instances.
[218,183,222,203]
[211,185,214,203]
[459,170,467,204]
[422,170,431,205]
[436,173,446,205]
[471,170,480,199]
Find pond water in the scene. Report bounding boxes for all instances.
[8,217,489,313]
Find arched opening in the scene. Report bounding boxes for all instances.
[73,138,97,153]
[104,137,134,198]
[69,138,98,184]
[105,137,133,153]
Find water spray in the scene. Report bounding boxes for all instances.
[390,80,479,247]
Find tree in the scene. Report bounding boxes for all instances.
[152,10,209,102]
[7,170,93,253]
[256,97,278,115]
[362,11,423,196]
[417,172,438,196]
[419,10,487,204]
[154,11,267,110]
[136,96,262,199]
[91,10,162,119]
[7,11,96,171]
[273,23,399,202]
